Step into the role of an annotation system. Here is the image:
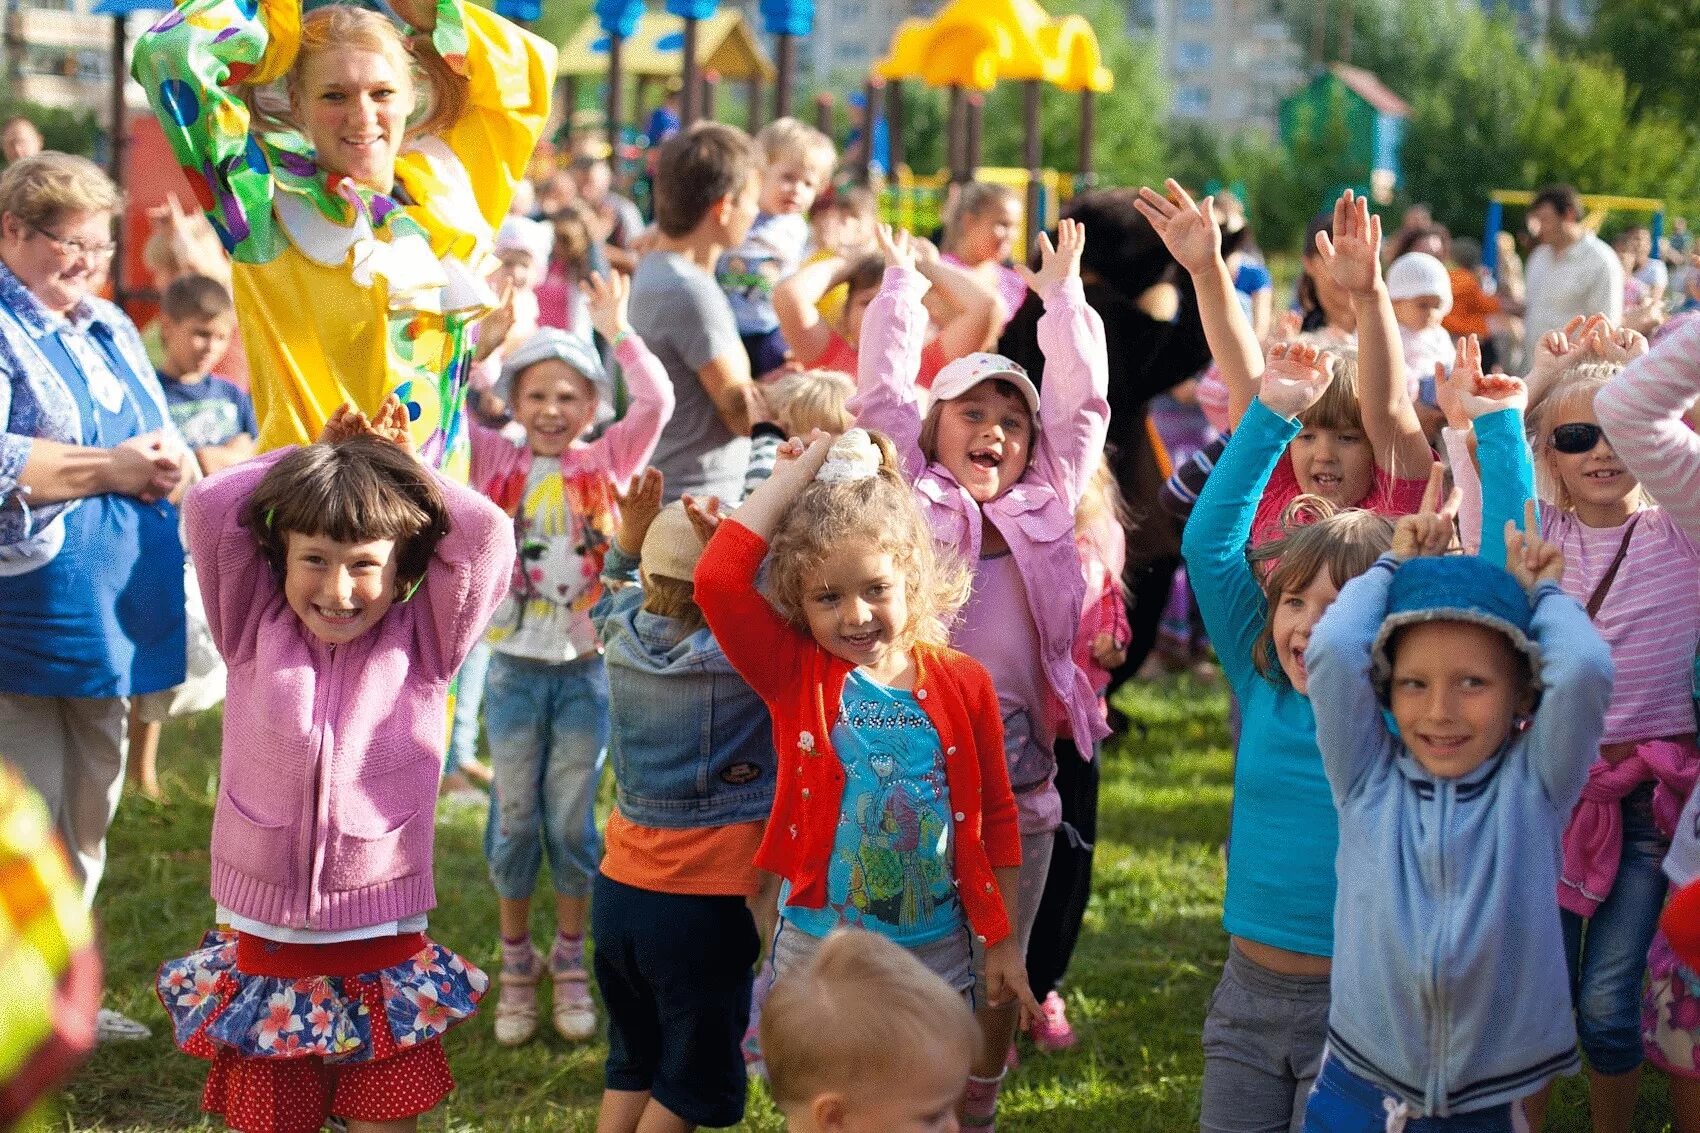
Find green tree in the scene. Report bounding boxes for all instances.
[0,98,102,162]
[1578,0,1700,124]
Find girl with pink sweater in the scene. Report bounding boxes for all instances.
[849,219,1110,1127]
[157,400,515,1133]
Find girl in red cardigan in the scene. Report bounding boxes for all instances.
[695,428,1041,1037]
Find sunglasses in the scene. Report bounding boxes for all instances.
[1551,422,1607,455]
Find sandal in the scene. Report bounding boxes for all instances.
[551,964,598,1041]
[493,947,543,1047]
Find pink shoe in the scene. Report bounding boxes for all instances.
[1026,991,1077,1053]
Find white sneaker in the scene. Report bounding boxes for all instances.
[96,1008,151,1042]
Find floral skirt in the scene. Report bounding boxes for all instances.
[157,929,488,1064]
[1642,929,1700,1078]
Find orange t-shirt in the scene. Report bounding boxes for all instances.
[598,811,767,898]
[1442,267,1502,341]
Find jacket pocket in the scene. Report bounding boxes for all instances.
[323,810,423,891]
[1008,500,1075,544]
[211,789,296,887]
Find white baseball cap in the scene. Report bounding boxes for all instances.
[494,215,554,265]
[1386,252,1454,316]
[928,352,1041,421]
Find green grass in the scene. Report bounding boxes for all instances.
[57,678,1679,1130]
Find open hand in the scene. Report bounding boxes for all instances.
[1391,463,1461,559]
[585,270,632,343]
[682,493,724,545]
[318,403,373,447]
[370,394,415,455]
[1133,179,1221,277]
[614,467,664,555]
[1505,499,1563,590]
[1443,334,1527,419]
[874,223,916,272]
[1314,189,1383,299]
[1257,340,1338,420]
[1016,217,1085,296]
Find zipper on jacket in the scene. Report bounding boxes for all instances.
[303,643,340,929]
[1427,781,1451,1114]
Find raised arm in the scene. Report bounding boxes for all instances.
[1596,317,1700,544]
[1315,191,1432,477]
[914,240,1001,360]
[773,255,845,368]
[1020,220,1110,508]
[416,467,515,680]
[1135,180,1265,428]
[1305,556,1397,801]
[578,273,675,488]
[1443,335,1535,566]
[183,446,294,666]
[846,227,931,482]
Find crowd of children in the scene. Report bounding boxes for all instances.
[9,4,1700,1126]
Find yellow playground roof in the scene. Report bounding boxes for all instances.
[877,0,1114,93]
[556,10,775,83]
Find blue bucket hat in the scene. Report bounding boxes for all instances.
[497,328,613,424]
[1369,555,1542,705]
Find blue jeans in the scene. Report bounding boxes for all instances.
[1562,782,1671,1075]
[445,640,491,776]
[1303,1056,1527,1131]
[482,652,609,900]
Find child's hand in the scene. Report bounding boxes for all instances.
[1505,499,1563,590]
[615,467,664,556]
[1442,334,1527,420]
[982,938,1044,1030]
[371,394,415,455]
[1582,320,1649,364]
[586,270,632,342]
[478,284,518,359]
[874,223,916,272]
[1314,189,1383,299]
[1256,341,1338,420]
[1391,463,1461,559]
[1133,180,1222,277]
[913,235,942,268]
[772,430,835,486]
[1262,308,1303,354]
[1091,631,1128,670]
[1015,217,1085,297]
[319,403,373,447]
[682,493,723,545]
[1527,319,1582,393]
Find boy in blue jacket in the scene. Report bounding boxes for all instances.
[1304,484,1615,1130]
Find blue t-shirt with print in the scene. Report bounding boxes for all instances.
[161,373,257,449]
[780,671,962,946]
[716,212,809,337]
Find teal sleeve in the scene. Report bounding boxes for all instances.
[1304,556,1398,803]
[1181,399,1300,693]
[1473,408,1538,568]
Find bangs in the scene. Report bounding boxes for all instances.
[1250,503,1393,682]
[1294,349,1362,433]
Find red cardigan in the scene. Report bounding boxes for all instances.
[696,520,1022,946]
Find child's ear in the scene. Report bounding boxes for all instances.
[812,1091,851,1132]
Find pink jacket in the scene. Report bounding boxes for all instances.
[1560,739,1699,916]
[185,449,515,932]
[1073,508,1129,725]
[850,266,1111,748]
[467,334,675,511]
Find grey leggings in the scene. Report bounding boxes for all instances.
[1199,944,1331,1133]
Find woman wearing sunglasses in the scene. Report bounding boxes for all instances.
[1442,322,1700,1133]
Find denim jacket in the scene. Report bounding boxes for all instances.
[592,545,775,828]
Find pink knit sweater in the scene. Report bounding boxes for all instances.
[184,448,515,932]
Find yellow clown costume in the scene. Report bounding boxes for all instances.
[133,0,554,478]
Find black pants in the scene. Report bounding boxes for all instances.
[1025,736,1100,998]
[1111,554,1180,696]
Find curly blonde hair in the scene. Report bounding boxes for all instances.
[765,431,971,648]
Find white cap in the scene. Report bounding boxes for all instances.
[494,215,554,266]
[1386,252,1453,316]
[497,328,613,423]
[927,352,1041,421]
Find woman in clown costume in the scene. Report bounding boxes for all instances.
[133,0,555,478]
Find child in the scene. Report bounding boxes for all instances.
[767,369,855,436]
[1443,329,1700,1131]
[1180,342,1394,1133]
[848,219,1103,1124]
[631,122,762,505]
[157,398,515,1133]
[588,468,775,1132]
[1386,250,1455,430]
[716,118,836,379]
[942,181,1028,325]
[468,273,675,1047]
[1303,493,1615,1128]
[694,431,1039,1037]
[761,926,981,1133]
[776,239,999,386]
[1137,182,1436,547]
[157,275,254,477]
[802,187,879,329]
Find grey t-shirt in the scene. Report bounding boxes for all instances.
[630,251,750,504]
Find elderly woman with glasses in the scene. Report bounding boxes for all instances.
[0,153,193,936]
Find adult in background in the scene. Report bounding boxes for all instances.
[2,116,44,166]
[0,154,193,1037]
[997,188,1209,1039]
[1525,183,1623,342]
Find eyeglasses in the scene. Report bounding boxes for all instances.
[30,225,117,261]
[1551,422,1607,455]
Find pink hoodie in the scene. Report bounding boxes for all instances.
[185,450,515,933]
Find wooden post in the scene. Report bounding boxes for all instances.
[1077,88,1095,185]
[560,75,579,147]
[946,85,965,182]
[858,76,882,182]
[680,16,701,125]
[108,12,126,299]
[746,76,763,132]
[885,77,905,175]
[607,33,626,153]
[775,34,796,119]
[814,91,833,140]
[701,69,718,122]
[963,91,983,181]
[1022,79,1041,253]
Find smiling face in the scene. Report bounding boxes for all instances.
[1271,569,1340,694]
[295,44,414,193]
[283,531,400,645]
[1289,424,1373,508]
[1390,620,1532,778]
[1543,392,1638,521]
[0,208,114,315]
[511,360,598,458]
[931,383,1034,504]
[801,541,911,680]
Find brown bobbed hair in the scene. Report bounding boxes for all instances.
[764,430,971,648]
[652,122,757,238]
[242,434,451,593]
[1246,495,1393,683]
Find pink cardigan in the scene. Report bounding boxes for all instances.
[184,449,515,933]
[1560,740,1698,916]
[849,266,1111,749]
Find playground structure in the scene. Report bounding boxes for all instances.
[1482,189,1667,273]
